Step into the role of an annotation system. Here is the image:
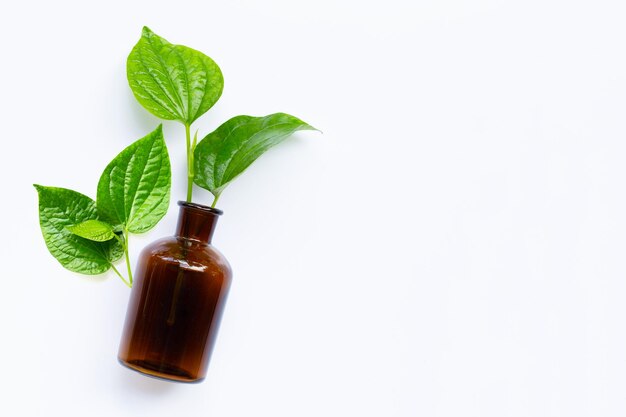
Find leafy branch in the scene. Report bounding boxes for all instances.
[34,126,171,286]
[127,26,223,202]
[127,27,318,207]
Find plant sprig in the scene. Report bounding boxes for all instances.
[35,126,171,286]
[127,27,318,206]
[127,26,223,202]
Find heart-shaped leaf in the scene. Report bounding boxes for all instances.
[127,26,224,125]
[193,113,318,199]
[96,125,171,233]
[34,185,123,275]
[66,220,116,242]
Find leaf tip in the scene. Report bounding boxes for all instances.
[306,124,322,134]
[153,124,166,144]
[275,113,321,134]
[142,26,154,36]
[155,123,163,133]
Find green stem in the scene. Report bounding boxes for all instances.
[185,123,193,202]
[123,229,133,285]
[111,264,131,288]
[211,193,220,208]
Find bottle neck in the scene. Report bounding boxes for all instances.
[175,201,223,244]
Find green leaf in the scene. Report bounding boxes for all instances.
[193,113,318,198]
[96,125,171,234]
[66,220,116,242]
[34,185,123,275]
[127,26,224,125]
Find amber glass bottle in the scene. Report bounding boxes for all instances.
[118,201,232,383]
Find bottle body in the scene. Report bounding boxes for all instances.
[118,202,231,383]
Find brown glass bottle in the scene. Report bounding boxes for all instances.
[118,201,232,383]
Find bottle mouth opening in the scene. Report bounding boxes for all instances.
[178,201,223,215]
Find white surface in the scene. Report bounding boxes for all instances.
[2,0,626,415]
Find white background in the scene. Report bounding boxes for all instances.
[2,0,626,416]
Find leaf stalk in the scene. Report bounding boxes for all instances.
[111,264,131,288]
[185,123,194,202]
[122,229,133,285]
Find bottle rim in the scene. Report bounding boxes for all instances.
[178,200,223,216]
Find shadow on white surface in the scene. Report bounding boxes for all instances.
[79,274,109,284]
[126,93,160,134]
[116,365,178,397]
